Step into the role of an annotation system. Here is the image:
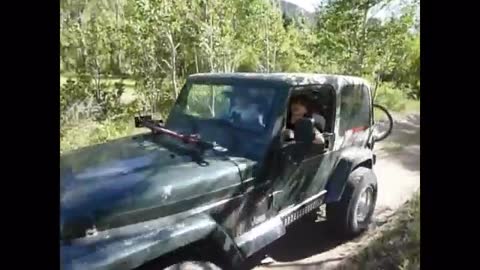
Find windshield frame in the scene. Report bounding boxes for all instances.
[163,78,290,161]
[167,79,289,135]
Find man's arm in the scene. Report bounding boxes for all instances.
[313,127,325,145]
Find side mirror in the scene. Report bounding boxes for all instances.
[282,118,314,163]
[294,118,315,144]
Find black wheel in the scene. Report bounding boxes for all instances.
[135,242,228,270]
[326,167,378,238]
[163,261,223,270]
[372,103,393,142]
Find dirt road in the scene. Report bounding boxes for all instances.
[250,113,420,270]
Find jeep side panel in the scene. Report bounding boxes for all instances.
[323,82,374,203]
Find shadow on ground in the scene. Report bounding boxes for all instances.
[242,218,351,269]
[243,207,397,269]
[376,114,420,172]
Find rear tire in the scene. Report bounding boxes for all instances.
[326,167,378,238]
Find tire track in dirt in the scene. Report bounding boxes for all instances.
[248,113,420,270]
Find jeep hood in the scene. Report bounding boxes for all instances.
[60,133,255,240]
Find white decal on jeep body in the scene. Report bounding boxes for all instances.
[161,185,173,200]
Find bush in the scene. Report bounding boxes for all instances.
[60,76,142,125]
[374,82,409,112]
[60,76,96,123]
[59,74,172,155]
[60,118,139,154]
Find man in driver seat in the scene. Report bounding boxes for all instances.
[284,95,325,145]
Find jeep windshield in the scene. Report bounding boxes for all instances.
[165,82,279,160]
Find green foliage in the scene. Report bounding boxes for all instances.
[60,118,140,154]
[60,75,140,123]
[395,35,420,98]
[60,0,420,152]
[374,82,409,112]
[314,0,420,89]
[60,76,97,123]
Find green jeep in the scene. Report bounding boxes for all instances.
[60,73,393,270]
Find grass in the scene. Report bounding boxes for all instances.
[374,90,419,122]
[374,82,420,115]
[343,191,420,270]
[60,119,148,154]
[403,99,420,114]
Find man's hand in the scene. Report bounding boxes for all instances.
[282,129,295,141]
[313,128,325,145]
[282,128,323,144]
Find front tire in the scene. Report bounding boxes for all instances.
[163,261,223,270]
[326,167,378,238]
[136,242,228,270]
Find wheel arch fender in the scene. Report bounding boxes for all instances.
[325,148,374,203]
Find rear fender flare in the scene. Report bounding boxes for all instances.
[325,148,373,203]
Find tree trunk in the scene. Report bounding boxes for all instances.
[194,47,199,73]
[77,15,88,72]
[265,19,270,73]
[166,31,179,98]
[172,53,178,97]
[115,0,122,75]
[209,13,215,72]
[357,3,370,74]
[273,46,277,72]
